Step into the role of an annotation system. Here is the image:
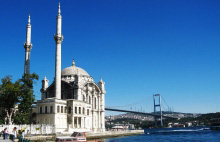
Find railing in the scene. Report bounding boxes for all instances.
[0,124,55,135]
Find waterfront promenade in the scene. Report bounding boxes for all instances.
[21,130,144,141]
[0,136,12,142]
[87,130,144,139]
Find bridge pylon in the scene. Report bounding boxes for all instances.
[153,94,163,127]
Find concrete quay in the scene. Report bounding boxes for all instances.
[22,130,144,141]
[86,130,144,139]
[0,136,13,142]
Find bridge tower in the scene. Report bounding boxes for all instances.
[153,94,163,127]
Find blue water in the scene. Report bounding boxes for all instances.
[104,127,220,142]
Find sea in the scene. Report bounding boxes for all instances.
[103,127,220,142]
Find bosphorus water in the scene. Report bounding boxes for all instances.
[104,127,220,142]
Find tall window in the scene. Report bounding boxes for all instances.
[57,106,60,113]
[75,107,77,114]
[40,107,42,114]
[95,98,97,109]
[61,106,63,113]
[50,106,53,113]
[87,109,89,115]
[45,106,47,113]
[65,107,67,113]
[83,95,85,102]
[89,96,91,104]
[83,108,85,114]
[79,107,81,114]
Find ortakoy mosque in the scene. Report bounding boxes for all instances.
[23,3,106,133]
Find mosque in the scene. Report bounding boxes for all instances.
[23,3,106,133]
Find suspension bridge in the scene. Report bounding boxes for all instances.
[104,94,178,127]
[105,107,177,119]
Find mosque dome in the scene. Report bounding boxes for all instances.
[61,60,89,76]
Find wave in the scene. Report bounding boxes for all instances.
[144,127,210,134]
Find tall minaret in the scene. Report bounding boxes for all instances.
[54,3,63,99]
[98,78,106,132]
[24,14,32,74]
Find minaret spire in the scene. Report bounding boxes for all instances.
[54,2,63,99]
[24,14,32,74]
[58,2,61,15]
[28,14,31,24]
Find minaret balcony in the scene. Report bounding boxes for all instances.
[24,43,32,50]
[54,35,64,44]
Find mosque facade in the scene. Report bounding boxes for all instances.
[34,4,106,133]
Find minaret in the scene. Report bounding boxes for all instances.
[24,14,32,74]
[54,3,63,99]
[41,76,49,100]
[98,78,106,132]
[98,78,106,95]
[42,76,49,91]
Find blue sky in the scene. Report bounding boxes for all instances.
[0,0,220,114]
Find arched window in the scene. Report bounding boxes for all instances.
[57,106,60,113]
[83,95,85,102]
[79,107,81,114]
[45,106,47,113]
[61,106,63,113]
[89,96,91,104]
[40,107,42,114]
[75,107,77,114]
[65,107,67,113]
[95,97,97,109]
[87,109,89,115]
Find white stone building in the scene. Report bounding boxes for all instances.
[36,3,106,133]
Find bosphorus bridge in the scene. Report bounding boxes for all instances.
[105,94,178,127]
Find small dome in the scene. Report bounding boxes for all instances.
[62,65,89,76]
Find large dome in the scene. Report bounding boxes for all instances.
[61,62,89,76]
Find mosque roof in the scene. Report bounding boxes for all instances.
[61,60,89,76]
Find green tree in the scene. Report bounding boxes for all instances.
[0,76,20,124]
[14,73,38,124]
[0,73,38,124]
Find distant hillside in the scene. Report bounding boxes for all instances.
[105,112,220,128]
[173,112,220,125]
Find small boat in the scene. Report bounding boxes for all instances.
[210,118,220,130]
[56,132,87,142]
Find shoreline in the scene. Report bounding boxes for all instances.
[87,130,144,139]
[23,130,144,141]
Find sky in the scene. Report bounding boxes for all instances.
[0,0,220,114]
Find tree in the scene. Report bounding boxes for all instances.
[0,73,38,124]
[0,76,20,124]
[14,73,38,124]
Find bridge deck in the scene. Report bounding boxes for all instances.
[105,108,177,119]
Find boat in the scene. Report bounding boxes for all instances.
[56,132,87,142]
[210,118,220,130]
